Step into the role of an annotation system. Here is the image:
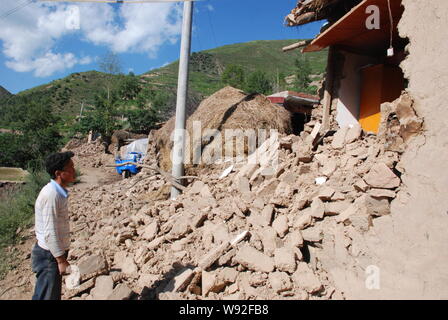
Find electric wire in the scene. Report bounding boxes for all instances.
[0,0,35,20]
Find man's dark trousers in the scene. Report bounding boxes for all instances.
[31,243,67,300]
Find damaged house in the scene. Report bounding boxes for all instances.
[284,0,448,299]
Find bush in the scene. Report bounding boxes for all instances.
[245,71,273,95]
[221,64,245,89]
[0,169,50,278]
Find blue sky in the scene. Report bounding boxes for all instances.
[0,0,324,94]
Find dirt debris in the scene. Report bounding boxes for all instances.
[1,89,421,301]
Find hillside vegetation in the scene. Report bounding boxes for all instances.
[0,39,327,124]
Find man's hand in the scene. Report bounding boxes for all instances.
[55,256,70,275]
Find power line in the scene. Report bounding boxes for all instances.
[0,0,35,20]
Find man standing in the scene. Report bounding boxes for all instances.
[31,152,76,300]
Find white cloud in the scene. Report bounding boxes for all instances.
[78,3,182,56]
[206,4,215,12]
[0,1,183,77]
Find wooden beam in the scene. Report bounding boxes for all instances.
[282,40,312,52]
[321,46,335,132]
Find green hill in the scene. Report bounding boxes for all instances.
[0,39,328,126]
[0,86,11,99]
[144,39,328,96]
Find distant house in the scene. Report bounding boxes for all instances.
[267,91,319,134]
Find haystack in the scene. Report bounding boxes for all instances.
[153,86,292,171]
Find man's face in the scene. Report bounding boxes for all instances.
[58,159,76,185]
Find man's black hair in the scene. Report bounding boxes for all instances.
[45,151,75,179]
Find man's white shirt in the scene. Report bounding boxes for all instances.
[34,180,70,257]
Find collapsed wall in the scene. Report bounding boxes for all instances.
[328,0,448,299]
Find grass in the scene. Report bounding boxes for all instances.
[0,170,50,279]
[0,167,29,182]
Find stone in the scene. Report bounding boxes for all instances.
[77,255,108,281]
[345,124,362,144]
[301,227,323,242]
[272,215,289,238]
[349,211,372,233]
[324,201,351,216]
[285,231,304,248]
[164,267,195,292]
[202,271,226,296]
[336,202,362,223]
[310,198,325,219]
[134,246,151,265]
[147,236,166,250]
[137,274,159,289]
[294,213,312,230]
[198,241,230,270]
[200,184,214,199]
[124,239,132,249]
[269,272,293,293]
[260,204,274,226]
[188,180,205,194]
[218,248,236,266]
[237,163,259,179]
[142,221,158,241]
[331,126,349,150]
[234,245,275,272]
[292,262,322,293]
[237,176,251,194]
[295,143,313,163]
[212,223,230,244]
[252,197,265,210]
[220,267,238,283]
[331,191,346,201]
[364,163,400,189]
[369,188,396,199]
[274,248,297,273]
[114,251,138,275]
[321,159,337,177]
[260,227,278,256]
[363,196,391,217]
[65,278,96,299]
[107,284,133,300]
[169,216,192,240]
[90,275,113,300]
[227,283,239,294]
[354,179,369,192]
[192,210,208,228]
[317,186,335,201]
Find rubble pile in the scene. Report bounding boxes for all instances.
[154,86,292,172]
[64,139,113,169]
[62,98,412,300]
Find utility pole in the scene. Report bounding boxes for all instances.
[171,0,193,199]
[37,0,194,199]
[79,101,84,119]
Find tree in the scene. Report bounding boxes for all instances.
[245,71,273,95]
[76,90,121,153]
[98,51,122,75]
[295,54,312,92]
[118,72,141,100]
[221,64,245,89]
[0,99,63,169]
